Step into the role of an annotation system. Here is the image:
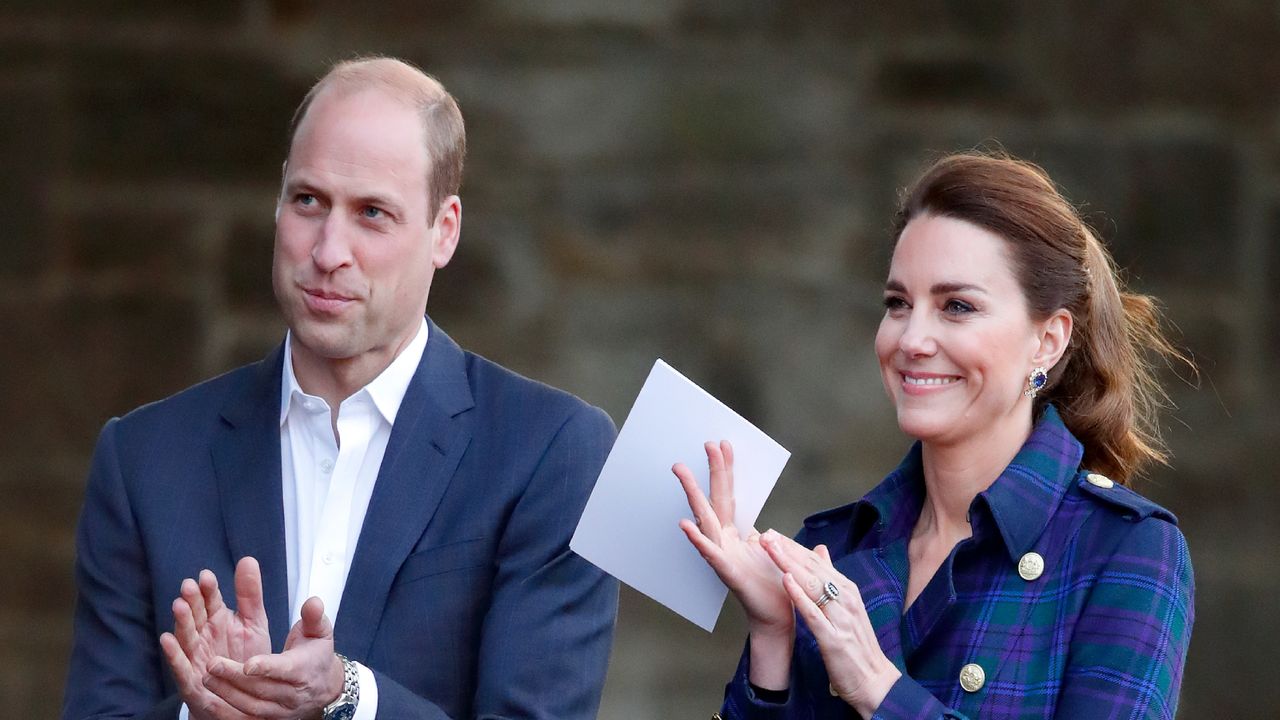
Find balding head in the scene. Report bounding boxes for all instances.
[287,57,466,225]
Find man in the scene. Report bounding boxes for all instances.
[63,57,619,720]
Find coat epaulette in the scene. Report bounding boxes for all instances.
[1076,471,1178,525]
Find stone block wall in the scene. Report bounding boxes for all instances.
[3,2,1277,716]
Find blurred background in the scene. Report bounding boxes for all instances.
[3,1,1277,716]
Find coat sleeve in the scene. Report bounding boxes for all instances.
[371,404,620,719]
[62,418,181,720]
[1052,517,1194,719]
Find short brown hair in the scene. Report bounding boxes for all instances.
[287,56,466,225]
[894,152,1192,484]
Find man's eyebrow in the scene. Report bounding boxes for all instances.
[282,178,322,196]
[882,279,989,295]
[354,193,404,210]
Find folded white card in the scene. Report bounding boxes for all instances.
[571,359,791,631]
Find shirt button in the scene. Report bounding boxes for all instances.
[320,458,334,473]
[959,663,985,692]
[323,552,337,565]
[1086,472,1115,489]
[1018,551,1044,581]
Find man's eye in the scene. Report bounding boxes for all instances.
[944,299,975,314]
[296,194,316,206]
[360,206,383,219]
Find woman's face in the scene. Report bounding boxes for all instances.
[874,214,1046,445]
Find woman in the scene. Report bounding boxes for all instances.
[676,152,1194,719]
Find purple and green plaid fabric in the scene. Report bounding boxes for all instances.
[721,406,1194,719]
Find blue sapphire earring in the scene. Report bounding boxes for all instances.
[1024,366,1048,398]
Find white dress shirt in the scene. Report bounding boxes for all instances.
[179,318,428,720]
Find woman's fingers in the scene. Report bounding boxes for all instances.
[673,461,723,545]
[679,519,732,576]
[761,531,826,597]
[707,441,736,528]
[783,572,833,635]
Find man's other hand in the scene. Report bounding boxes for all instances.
[201,595,344,719]
[159,556,273,720]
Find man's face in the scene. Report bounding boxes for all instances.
[273,87,453,368]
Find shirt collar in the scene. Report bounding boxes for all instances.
[279,318,429,426]
[828,405,1082,562]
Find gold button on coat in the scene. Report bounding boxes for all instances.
[1018,552,1044,581]
[959,663,985,692]
[1086,472,1114,489]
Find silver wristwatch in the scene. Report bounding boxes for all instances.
[322,654,359,720]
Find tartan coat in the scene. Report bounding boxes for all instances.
[719,406,1194,720]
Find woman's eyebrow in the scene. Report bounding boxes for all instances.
[882,280,988,295]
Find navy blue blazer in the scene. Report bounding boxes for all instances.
[63,317,620,719]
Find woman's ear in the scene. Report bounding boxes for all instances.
[1033,309,1073,370]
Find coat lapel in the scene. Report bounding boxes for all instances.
[210,344,292,651]
[334,318,476,661]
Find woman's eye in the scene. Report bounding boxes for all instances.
[883,296,909,311]
[944,299,975,314]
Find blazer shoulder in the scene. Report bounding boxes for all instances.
[113,361,262,436]
[463,351,614,432]
[1073,470,1179,526]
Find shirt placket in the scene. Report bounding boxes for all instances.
[305,399,374,623]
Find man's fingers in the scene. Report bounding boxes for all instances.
[160,632,199,689]
[199,569,226,618]
[203,659,297,719]
[172,598,205,660]
[181,577,207,629]
[162,634,249,720]
[672,461,722,545]
[707,441,737,529]
[233,556,268,628]
[297,596,332,639]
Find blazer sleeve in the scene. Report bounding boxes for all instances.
[1052,517,1194,719]
[371,404,620,719]
[62,419,181,720]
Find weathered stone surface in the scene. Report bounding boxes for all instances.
[2,3,1278,717]
[67,48,305,181]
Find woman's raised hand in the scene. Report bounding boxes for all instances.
[674,441,794,642]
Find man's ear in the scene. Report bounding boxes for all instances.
[430,195,462,269]
[1033,309,1073,370]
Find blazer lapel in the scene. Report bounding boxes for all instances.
[210,344,292,651]
[335,317,476,661]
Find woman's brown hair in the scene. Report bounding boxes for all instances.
[893,151,1190,484]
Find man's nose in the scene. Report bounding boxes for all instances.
[312,215,354,272]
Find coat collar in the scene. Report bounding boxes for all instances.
[809,406,1083,564]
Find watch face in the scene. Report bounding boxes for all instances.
[328,704,356,720]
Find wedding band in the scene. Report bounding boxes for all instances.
[815,580,840,608]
